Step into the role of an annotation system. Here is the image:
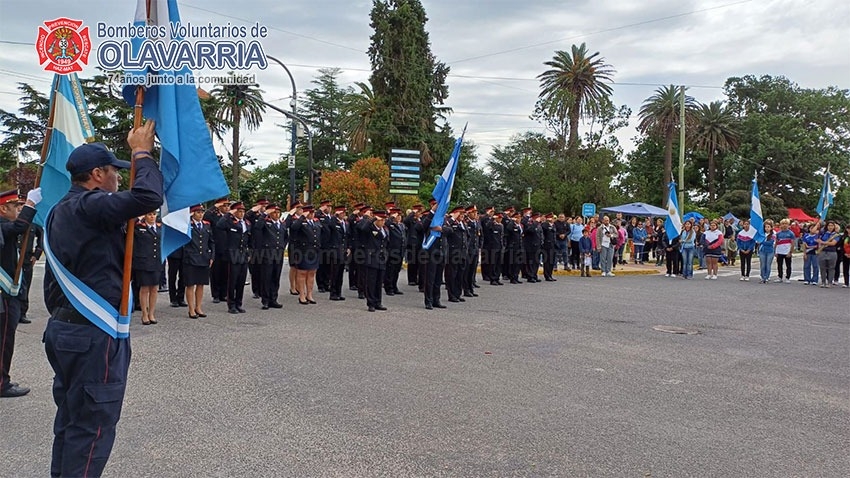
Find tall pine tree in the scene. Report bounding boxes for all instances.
[367,0,451,167]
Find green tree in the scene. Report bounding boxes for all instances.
[617,136,666,206]
[299,68,357,170]
[723,75,849,216]
[537,43,615,153]
[211,75,266,192]
[367,0,451,164]
[692,101,740,204]
[340,81,376,155]
[637,85,697,206]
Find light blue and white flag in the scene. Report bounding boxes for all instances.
[750,176,765,243]
[422,126,466,250]
[34,73,95,226]
[816,165,834,221]
[122,0,229,262]
[664,182,682,241]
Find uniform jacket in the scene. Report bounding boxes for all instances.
[387,218,406,253]
[326,215,350,258]
[205,208,228,258]
[466,219,481,255]
[252,217,287,264]
[541,221,556,249]
[0,206,36,276]
[504,220,523,250]
[482,219,504,251]
[290,217,322,255]
[183,220,214,266]
[132,221,162,272]
[443,216,468,261]
[216,214,252,263]
[522,221,542,249]
[403,212,420,251]
[417,211,445,258]
[357,218,388,269]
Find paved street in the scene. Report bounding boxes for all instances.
[2,261,848,477]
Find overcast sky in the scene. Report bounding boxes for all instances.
[1,0,848,168]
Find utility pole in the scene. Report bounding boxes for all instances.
[678,85,686,210]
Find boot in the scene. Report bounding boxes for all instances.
[585,266,591,277]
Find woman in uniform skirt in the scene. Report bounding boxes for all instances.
[290,204,321,304]
[133,211,162,324]
[183,205,214,318]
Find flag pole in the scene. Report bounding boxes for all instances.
[120,0,151,317]
[13,75,60,287]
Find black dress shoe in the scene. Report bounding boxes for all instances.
[307,299,317,304]
[434,303,447,309]
[228,308,238,314]
[212,298,221,304]
[386,291,395,296]
[329,296,345,301]
[393,290,403,295]
[449,298,460,303]
[299,299,309,305]
[1,384,30,397]
[252,294,260,299]
[496,281,504,285]
[318,288,327,293]
[473,283,481,288]
[178,301,189,307]
[425,304,433,310]
[261,305,269,310]
[170,302,180,308]
[349,286,359,291]
[368,306,375,312]
[408,282,418,286]
[490,281,500,286]
[290,290,300,295]
[236,308,247,313]
[545,278,557,282]
[375,305,387,311]
[18,317,31,324]
[358,293,365,300]
[197,312,207,318]
[269,302,283,309]
[463,292,474,297]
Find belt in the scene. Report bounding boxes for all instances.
[53,307,92,326]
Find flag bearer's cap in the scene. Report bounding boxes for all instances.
[66,143,131,175]
[0,190,22,205]
[190,204,204,213]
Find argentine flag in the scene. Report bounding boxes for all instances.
[122,0,230,262]
[750,177,765,242]
[664,182,682,241]
[34,73,96,226]
[816,167,834,221]
[422,127,466,250]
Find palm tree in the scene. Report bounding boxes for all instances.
[537,43,615,152]
[211,77,265,192]
[692,101,740,203]
[637,85,696,206]
[339,81,376,154]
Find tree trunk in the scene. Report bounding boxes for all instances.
[662,127,674,207]
[567,97,581,154]
[231,106,241,194]
[708,146,716,204]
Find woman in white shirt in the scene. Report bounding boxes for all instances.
[702,220,724,280]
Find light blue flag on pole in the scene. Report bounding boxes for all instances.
[422,126,466,250]
[815,166,834,221]
[34,73,96,227]
[122,0,229,262]
[664,182,682,241]
[750,175,765,243]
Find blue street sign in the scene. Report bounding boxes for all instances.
[582,203,596,217]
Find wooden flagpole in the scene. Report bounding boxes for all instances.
[13,75,60,288]
[119,0,152,317]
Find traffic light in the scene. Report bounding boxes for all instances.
[313,169,322,190]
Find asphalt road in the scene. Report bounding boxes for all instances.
[2,261,848,477]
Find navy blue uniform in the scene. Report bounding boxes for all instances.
[216,214,251,312]
[523,221,542,281]
[204,207,228,301]
[443,217,467,302]
[357,218,388,310]
[182,220,214,285]
[43,156,163,477]
[463,218,481,295]
[417,212,446,309]
[253,217,287,307]
[403,212,420,286]
[0,205,36,392]
[541,221,557,280]
[326,215,350,300]
[384,218,406,295]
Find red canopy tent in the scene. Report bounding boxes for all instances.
[787,208,817,222]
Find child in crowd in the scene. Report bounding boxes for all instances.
[802,223,820,285]
[632,220,647,265]
[579,228,593,277]
[758,220,776,283]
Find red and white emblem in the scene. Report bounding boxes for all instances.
[36,18,91,74]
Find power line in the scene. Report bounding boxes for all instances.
[446,0,754,64]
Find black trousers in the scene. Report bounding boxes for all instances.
[21,262,33,318]
[423,253,444,306]
[329,252,346,298]
[385,249,403,293]
[665,249,681,275]
[507,247,523,281]
[347,252,358,290]
[740,251,753,277]
[445,255,465,300]
[570,240,581,268]
[365,266,385,308]
[317,250,330,291]
[776,254,792,279]
[225,262,248,308]
[524,246,540,280]
[249,259,261,296]
[417,249,429,291]
[463,250,479,292]
[480,248,494,281]
[210,257,228,300]
[1,293,22,389]
[542,246,556,278]
[259,260,283,306]
[406,247,419,285]
[167,257,185,304]
[44,317,130,478]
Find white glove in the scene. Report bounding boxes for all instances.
[27,187,42,205]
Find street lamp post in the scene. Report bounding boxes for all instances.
[266,55,298,201]
[262,101,313,201]
[526,187,532,208]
